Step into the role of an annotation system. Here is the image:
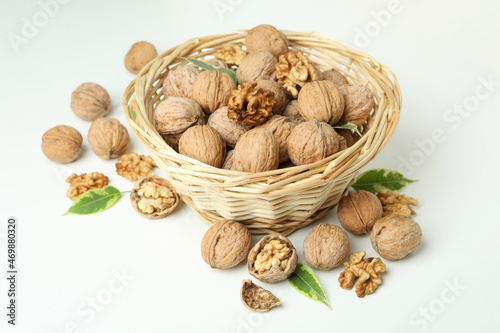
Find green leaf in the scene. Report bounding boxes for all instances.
[351,169,417,194]
[183,57,238,86]
[333,123,362,137]
[63,186,122,216]
[132,109,137,121]
[288,263,332,310]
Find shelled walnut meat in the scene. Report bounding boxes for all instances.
[303,223,350,270]
[257,115,296,163]
[339,84,375,126]
[245,24,289,57]
[287,120,339,166]
[88,118,130,159]
[337,190,383,235]
[41,125,82,164]
[201,220,252,269]
[215,46,247,66]
[248,234,298,283]
[208,106,248,148]
[227,82,275,127]
[163,65,200,99]
[115,152,156,181]
[179,125,226,168]
[236,50,277,84]
[377,191,418,217]
[66,172,108,200]
[154,97,205,135]
[298,80,345,125]
[70,82,111,121]
[130,177,179,218]
[192,70,236,114]
[339,251,386,298]
[275,51,319,98]
[241,280,281,312]
[233,128,279,173]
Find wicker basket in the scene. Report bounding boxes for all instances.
[122,30,401,236]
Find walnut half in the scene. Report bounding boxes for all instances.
[130,177,179,219]
[241,280,281,312]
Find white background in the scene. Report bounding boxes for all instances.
[1,0,499,332]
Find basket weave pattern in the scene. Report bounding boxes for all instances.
[123,30,401,236]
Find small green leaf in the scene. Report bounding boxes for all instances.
[288,263,332,310]
[63,186,122,216]
[351,169,417,193]
[183,57,238,85]
[333,123,362,137]
[132,109,137,121]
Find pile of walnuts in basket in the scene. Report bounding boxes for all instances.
[154,24,375,172]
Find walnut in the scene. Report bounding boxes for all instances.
[287,120,339,166]
[236,51,277,84]
[245,24,289,57]
[88,118,130,159]
[191,70,236,114]
[370,214,422,260]
[179,125,226,168]
[337,190,383,235]
[336,129,360,148]
[124,41,158,74]
[227,82,275,127]
[130,176,179,219]
[339,251,386,298]
[41,125,82,164]
[221,149,236,170]
[282,100,305,124]
[241,280,281,312]
[275,51,319,98]
[161,132,183,152]
[201,220,252,269]
[70,82,111,121]
[377,191,418,217]
[66,172,109,200]
[257,115,296,163]
[207,58,229,69]
[248,234,298,283]
[163,65,200,99]
[233,128,279,173]
[337,133,347,151]
[323,68,349,87]
[339,84,375,126]
[255,80,287,115]
[298,80,345,125]
[154,97,205,135]
[303,223,350,270]
[208,106,248,148]
[115,152,156,181]
[215,46,247,66]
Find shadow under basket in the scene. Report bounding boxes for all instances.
[122,29,402,236]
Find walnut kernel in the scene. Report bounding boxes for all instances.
[275,51,318,98]
[241,280,281,312]
[66,172,109,200]
[227,82,275,127]
[339,251,386,298]
[124,41,158,74]
[115,152,156,182]
[130,177,179,219]
[215,46,247,66]
[377,191,418,217]
[70,82,111,121]
[41,125,82,164]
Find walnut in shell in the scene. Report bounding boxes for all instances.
[163,65,200,99]
[130,177,179,219]
[323,68,349,87]
[207,58,229,69]
[282,100,305,124]
[70,82,111,121]
[339,84,375,126]
[66,172,108,200]
[241,280,281,312]
[221,149,236,170]
[257,115,296,163]
[227,82,275,127]
[255,80,287,115]
[370,214,422,260]
[41,125,82,164]
[233,128,279,173]
[191,70,236,114]
[245,24,289,57]
[154,97,205,135]
[179,125,226,168]
[287,120,339,166]
[303,223,350,270]
[338,190,383,235]
[208,106,248,148]
[201,220,252,269]
[298,80,345,125]
[236,51,277,84]
[88,118,130,159]
[275,51,319,98]
[162,132,183,152]
[124,41,158,74]
[248,234,298,283]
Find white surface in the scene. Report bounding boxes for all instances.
[1,0,499,332]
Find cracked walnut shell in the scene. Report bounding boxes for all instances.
[115,152,156,182]
[191,70,236,114]
[154,97,205,135]
[287,120,339,166]
[233,128,279,173]
[303,223,350,270]
[66,172,109,200]
[201,220,252,269]
[124,41,158,74]
[227,82,275,127]
[377,191,418,217]
[275,51,319,98]
[41,125,82,164]
[248,234,298,283]
[245,24,289,57]
[337,190,383,235]
[130,177,179,219]
[370,214,422,260]
[71,82,111,121]
[298,80,345,125]
[215,46,247,66]
[236,51,277,84]
[163,65,200,99]
[339,251,386,298]
[339,84,375,126]
[88,118,130,159]
[241,280,281,312]
[208,106,248,148]
[257,115,296,163]
[179,125,226,168]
